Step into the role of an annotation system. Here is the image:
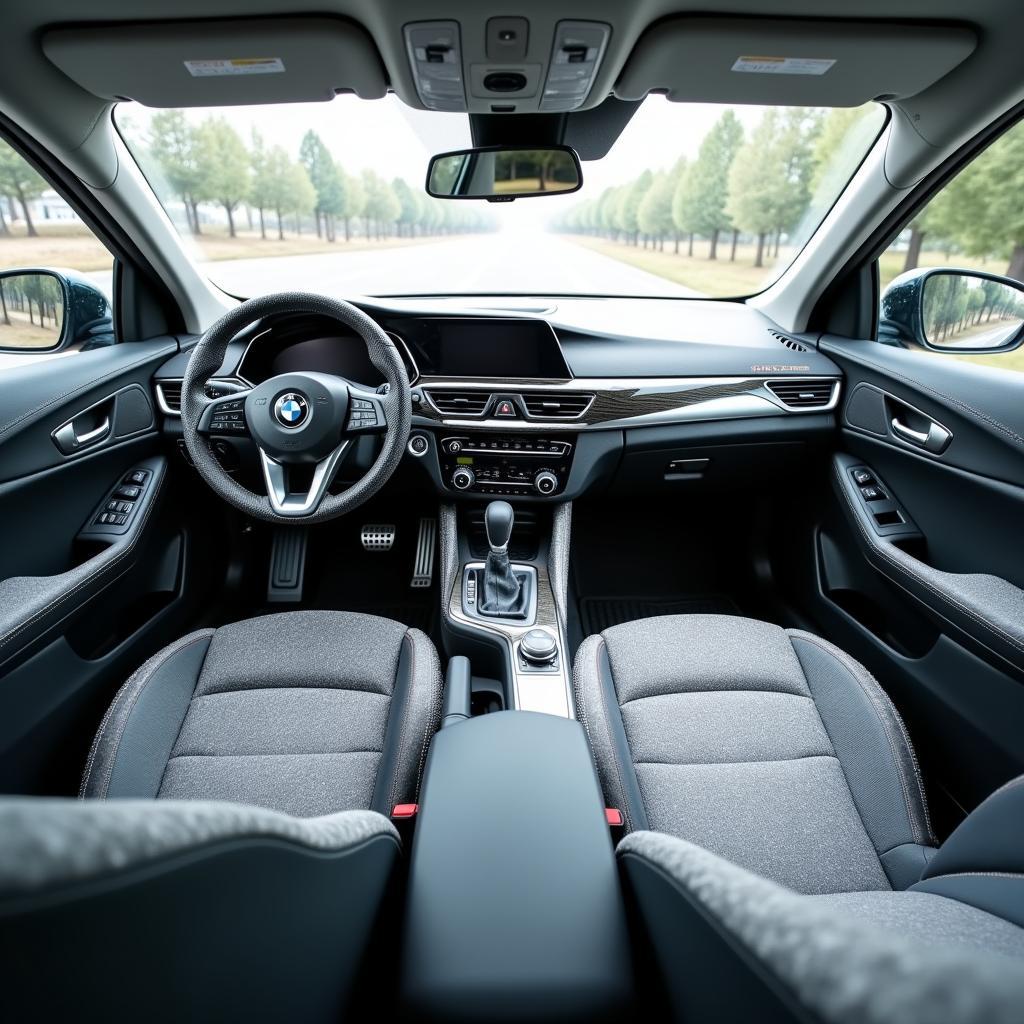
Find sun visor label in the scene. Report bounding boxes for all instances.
[731,56,835,76]
[184,58,286,77]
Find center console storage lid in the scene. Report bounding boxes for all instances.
[400,711,632,1021]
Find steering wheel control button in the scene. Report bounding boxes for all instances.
[408,434,429,457]
[520,629,559,667]
[274,392,309,429]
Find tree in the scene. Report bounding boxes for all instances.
[249,130,273,239]
[299,131,342,239]
[361,170,400,240]
[726,109,821,267]
[615,170,653,245]
[148,111,204,233]
[670,159,695,254]
[278,162,316,239]
[930,127,1024,281]
[671,111,743,259]
[392,177,422,237]
[637,170,675,250]
[0,141,46,237]
[195,118,250,237]
[339,171,364,241]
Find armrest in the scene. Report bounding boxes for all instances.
[440,655,471,727]
[400,711,633,1021]
[831,452,1024,676]
[0,456,166,671]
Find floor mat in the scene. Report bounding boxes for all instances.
[579,595,739,635]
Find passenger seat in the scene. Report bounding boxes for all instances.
[574,614,934,892]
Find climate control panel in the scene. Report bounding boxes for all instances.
[439,434,574,497]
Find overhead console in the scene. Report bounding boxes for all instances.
[404,18,611,114]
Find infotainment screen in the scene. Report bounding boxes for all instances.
[409,318,572,380]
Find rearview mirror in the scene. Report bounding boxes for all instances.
[0,269,113,353]
[426,145,582,201]
[880,268,1024,353]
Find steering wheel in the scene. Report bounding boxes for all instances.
[180,293,411,523]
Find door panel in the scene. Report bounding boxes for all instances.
[0,338,200,794]
[811,335,1024,820]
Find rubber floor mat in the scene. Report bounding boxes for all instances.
[579,595,739,635]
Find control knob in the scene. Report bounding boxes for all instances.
[520,629,558,666]
[451,467,475,491]
[534,470,558,495]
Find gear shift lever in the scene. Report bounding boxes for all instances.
[485,500,515,554]
[479,501,526,617]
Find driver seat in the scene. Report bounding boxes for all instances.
[81,610,442,816]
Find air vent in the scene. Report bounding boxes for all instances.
[156,380,182,414]
[520,392,595,419]
[769,329,808,353]
[765,379,837,409]
[426,389,492,416]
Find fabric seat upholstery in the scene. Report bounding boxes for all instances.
[82,610,443,817]
[574,614,934,893]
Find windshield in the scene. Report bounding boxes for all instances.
[115,95,885,300]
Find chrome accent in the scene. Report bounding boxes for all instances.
[410,517,437,589]
[258,440,351,517]
[891,416,952,454]
[360,524,396,552]
[762,377,842,413]
[155,378,248,417]
[407,434,430,457]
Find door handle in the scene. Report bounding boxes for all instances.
[52,408,112,455]
[890,416,951,454]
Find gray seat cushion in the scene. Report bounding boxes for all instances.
[81,611,443,817]
[574,614,934,894]
[618,830,1024,1024]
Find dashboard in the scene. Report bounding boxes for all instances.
[153,296,844,501]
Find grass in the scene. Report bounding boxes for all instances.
[0,221,460,274]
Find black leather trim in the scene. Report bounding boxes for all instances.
[912,874,1024,932]
[922,775,1024,881]
[371,629,441,814]
[1,832,399,1022]
[105,635,211,798]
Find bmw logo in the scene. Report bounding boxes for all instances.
[273,392,309,428]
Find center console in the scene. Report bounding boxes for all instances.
[439,434,574,498]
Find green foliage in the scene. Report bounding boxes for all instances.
[615,169,653,238]
[637,171,675,239]
[672,111,743,243]
[194,118,251,235]
[0,139,48,235]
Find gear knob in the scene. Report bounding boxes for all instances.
[484,500,514,553]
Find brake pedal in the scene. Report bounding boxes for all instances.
[410,517,436,589]
[361,524,396,552]
[267,527,307,604]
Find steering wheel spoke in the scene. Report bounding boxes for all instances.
[258,440,352,517]
[344,387,388,435]
[197,391,253,437]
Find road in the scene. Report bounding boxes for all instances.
[203,233,701,299]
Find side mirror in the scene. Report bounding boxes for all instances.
[880,268,1024,353]
[426,145,582,201]
[0,269,113,353]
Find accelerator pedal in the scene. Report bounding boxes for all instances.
[410,517,437,589]
[361,524,396,552]
[267,527,307,604]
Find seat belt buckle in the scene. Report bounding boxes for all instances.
[606,807,625,841]
[392,803,419,844]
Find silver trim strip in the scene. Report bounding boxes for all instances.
[258,440,352,517]
[155,378,247,418]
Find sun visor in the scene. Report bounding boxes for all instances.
[615,18,976,107]
[42,17,388,106]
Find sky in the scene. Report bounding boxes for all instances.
[117,94,773,231]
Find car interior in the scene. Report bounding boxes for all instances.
[1,2,1023,1022]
